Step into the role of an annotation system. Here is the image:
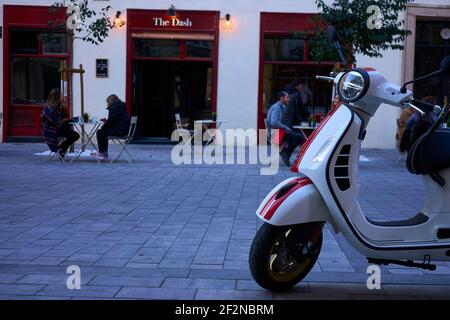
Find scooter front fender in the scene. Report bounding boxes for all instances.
[256,176,335,229]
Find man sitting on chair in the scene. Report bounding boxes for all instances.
[266,91,303,167]
[92,94,130,161]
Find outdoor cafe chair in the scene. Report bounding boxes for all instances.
[264,118,288,152]
[45,137,68,162]
[107,116,138,163]
[174,113,197,144]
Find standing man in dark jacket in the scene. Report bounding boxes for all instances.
[93,94,130,160]
[283,79,311,128]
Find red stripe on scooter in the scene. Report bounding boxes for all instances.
[290,103,342,173]
[261,178,312,221]
[259,177,310,218]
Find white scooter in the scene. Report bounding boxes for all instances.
[249,25,450,291]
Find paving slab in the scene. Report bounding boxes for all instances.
[1,144,450,299]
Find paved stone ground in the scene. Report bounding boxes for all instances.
[0,143,450,299]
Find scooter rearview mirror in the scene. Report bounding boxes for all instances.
[401,55,450,93]
[440,56,450,76]
[326,25,338,44]
[326,25,347,69]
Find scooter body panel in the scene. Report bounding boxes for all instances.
[256,176,334,227]
[254,105,352,228]
[256,71,450,263]
[301,105,450,261]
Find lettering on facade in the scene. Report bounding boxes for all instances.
[153,17,193,27]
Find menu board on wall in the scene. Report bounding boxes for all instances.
[96,59,108,78]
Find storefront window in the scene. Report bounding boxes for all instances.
[186,41,213,58]
[11,30,68,55]
[264,38,304,62]
[134,39,180,58]
[11,58,27,104]
[262,64,332,116]
[11,58,61,105]
[5,5,71,138]
[42,33,68,54]
[416,21,450,47]
[10,30,39,54]
[414,20,450,105]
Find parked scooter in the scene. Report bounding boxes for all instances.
[249,25,450,291]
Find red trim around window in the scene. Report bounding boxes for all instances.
[126,9,220,118]
[3,5,70,141]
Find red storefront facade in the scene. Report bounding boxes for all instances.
[126,9,220,139]
[2,6,335,143]
[2,5,70,141]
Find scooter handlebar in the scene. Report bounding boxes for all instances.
[410,98,440,113]
[315,75,335,81]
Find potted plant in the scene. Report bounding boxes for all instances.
[82,112,90,123]
[211,112,217,122]
[308,115,316,128]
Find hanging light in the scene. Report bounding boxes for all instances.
[225,14,232,27]
[222,13,232,30]
[114,11,125,28]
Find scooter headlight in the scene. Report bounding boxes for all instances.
[337,70,370,102]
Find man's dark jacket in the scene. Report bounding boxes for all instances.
[102,101,130,133]
[282,91,311,128]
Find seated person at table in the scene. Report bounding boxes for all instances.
[92,94,130,161]
[283,79,311,128]
[41,88,80,159]
[266,91,304,167]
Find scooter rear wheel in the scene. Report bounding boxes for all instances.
[249,222,322,291]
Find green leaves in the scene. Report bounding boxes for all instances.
[49,0,116,45]
[295,27,341,63]
[313,0,413,65]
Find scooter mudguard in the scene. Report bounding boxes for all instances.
[256,176,334,227]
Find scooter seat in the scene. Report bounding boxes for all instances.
[406,129,450,176]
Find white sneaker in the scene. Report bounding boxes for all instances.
[95,153,108,161]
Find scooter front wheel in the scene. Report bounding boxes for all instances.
[249,222,322,291]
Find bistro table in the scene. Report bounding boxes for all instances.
[194,120,227,145]
[69,120,103,163]
[292,124,318,140]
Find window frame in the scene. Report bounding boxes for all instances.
[133,38,214,62]
[260,32,335,122]
[9,28,70,107]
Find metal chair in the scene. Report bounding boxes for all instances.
[44,137,67,162]
[265,118,288,152]
[174,113,196,144]
[107,116,138,163]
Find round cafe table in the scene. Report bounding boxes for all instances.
[68,120,103,163]
[292,124,318,140]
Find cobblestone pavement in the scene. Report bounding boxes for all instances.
[0,143,449,299]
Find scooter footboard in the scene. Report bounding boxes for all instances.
[256,176,333,227]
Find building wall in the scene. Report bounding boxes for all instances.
[1,0,449,147]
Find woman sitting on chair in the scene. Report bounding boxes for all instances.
[41,88,80,159]
[91,94,130,161]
